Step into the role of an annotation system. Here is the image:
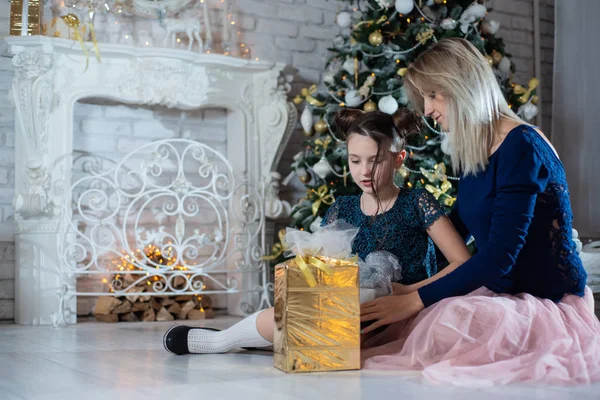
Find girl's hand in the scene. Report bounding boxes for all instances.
[391,282,415,295]
[360,291,425,334]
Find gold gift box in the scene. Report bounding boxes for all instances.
[274,256,360,373]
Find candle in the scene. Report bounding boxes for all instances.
[221,0,230,43]
[202,0,212,48]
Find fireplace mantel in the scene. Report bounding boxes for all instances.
[4,36,296,324]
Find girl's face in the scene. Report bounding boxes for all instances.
[347,134,404,195]
[423,92,448,131]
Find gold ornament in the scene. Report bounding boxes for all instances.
[485,55,494,66]
[369,31,384,46]
[416,29,434,45]
[314,119,328,135]
[364,100,377,112]
[492,50,503,65]
[531,95,539,105]
[299,174,311,184]
[10,0,43,36]
[304,129,315,137]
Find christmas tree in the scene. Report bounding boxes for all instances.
[267,0,539,262]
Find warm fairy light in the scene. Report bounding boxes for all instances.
[241,43,245,47]
[407,18,411,23]
[154,276,159,281]
[255,57,260,61]
[231,21,235,25]
[177,38,181,43]
[102,278,108,284]
[420,179,425,184]
[407,182,413,188]
[147,281,151,285]
[340,102,346,107]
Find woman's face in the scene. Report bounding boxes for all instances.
[423,92,448,131]
[347,134,402,195]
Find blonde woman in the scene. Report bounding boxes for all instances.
[360,37,600,385]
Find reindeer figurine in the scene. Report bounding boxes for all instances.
[159,10,204,52]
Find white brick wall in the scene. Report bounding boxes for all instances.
[0,0,554,321]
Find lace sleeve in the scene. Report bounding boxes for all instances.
[415,189,446,230]
[321,200,342,226]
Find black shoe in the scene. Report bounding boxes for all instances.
[163,325,220,355]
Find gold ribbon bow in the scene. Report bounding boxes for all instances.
[61,13,102,72]
[295,254,358,287]
[314,136,332,155]
[355,15,388,29]
[261,229,288,261]
[513,77,539,104]
[416,29,434,45]
[310,185,335,216]
[293,85,326,107]
[420,163,447,183]
[425,180,455,206]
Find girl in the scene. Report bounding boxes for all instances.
[360,37,600,385]
[163,109,470,355]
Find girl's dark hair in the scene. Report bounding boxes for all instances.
[332,107,422,241]
[332,108,421,152]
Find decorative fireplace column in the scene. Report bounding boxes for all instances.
[5,36,296,325]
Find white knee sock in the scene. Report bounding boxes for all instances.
[188,310,272,354]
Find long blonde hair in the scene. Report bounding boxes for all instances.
[404,37,525,176]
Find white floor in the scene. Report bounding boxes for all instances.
[0,318,599,400]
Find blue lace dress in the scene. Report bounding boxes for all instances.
[418,125,588,307]
[322,188,446,285]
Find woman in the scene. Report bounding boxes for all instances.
[360,37,600,385]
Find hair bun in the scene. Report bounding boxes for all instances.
[392,108,422,138]
[332,108,364,140]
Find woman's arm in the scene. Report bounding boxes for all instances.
[417,135,550,307]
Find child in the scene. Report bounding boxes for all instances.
[162,108,470,355]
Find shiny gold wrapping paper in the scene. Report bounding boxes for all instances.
[274,256,360,372]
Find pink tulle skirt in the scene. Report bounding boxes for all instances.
[362,286,600,386]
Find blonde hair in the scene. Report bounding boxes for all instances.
[404,38,525,176]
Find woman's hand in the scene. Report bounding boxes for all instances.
[391,282,416,295]
[360,291,425,334]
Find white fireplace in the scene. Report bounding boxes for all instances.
[4,36,296,325]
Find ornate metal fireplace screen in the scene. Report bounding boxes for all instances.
[55,139,273,325]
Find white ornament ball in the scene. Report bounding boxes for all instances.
[498,57,511,73]
[518,102,539,121]
[342,57,356,74]
[323,72,335,84]
[345,90,364,107]
[378,95,399,115]
[300,106,313,135]
[312,157,332,179]
[395,0,414,14]
[440,136,451,155]
[466,3,487,19]
[482,20,500,35]
[336,11,352,28]
[440,18,457,30]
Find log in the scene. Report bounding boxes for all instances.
[175,295,193,302]
[167,302,181,315]
[156,307,174,322]
[141,308,156,322]
[187,308,214,320]
[139,294,151,302]
[128,287,145,303]
[177,300,195,320]
[132,302,150,312]
[95,313,118,323]
[162,298,175,306]
[119,312,139,322]
[94,296,121,315]
[173,276,186,287]
[111,300,132,314]
[193,295,212,309]
[151,298,162,311]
